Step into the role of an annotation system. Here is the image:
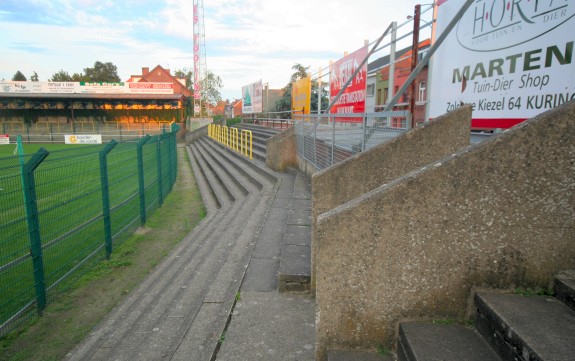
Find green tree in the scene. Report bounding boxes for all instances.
[276,64,310,114]
[30,71,39,81]
[12,71,27,81]
[201,71,223,105]
[174,69,193,90]
[82,61,121,82]
[50,70,74,81]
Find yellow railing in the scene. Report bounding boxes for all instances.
[207,124,252,160]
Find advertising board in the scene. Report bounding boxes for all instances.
[241,80,263,114]
[329,45,368,120]
[292,76,311,116]
[429,0,575,129]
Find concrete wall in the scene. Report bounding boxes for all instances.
[314,101,575,360]
[185,124,208,144]
[265,126,297,172]
[311,106,472,293]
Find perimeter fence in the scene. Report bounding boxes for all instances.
[295,112,408,171]
[0,123,179,336]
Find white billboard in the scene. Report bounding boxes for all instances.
[0,82,174,95]
[241,80,263,114]
[429,0,575,129]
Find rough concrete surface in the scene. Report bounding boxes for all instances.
[216,292,315,361]
[314,101,575,360]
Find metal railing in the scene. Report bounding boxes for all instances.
[208,124,253,160]
[0,124,179,336]
[295,112,408,171]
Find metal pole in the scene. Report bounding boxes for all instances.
[324,22,394,114]
[384,0,474,113]
[388,22,397,103]
[410,4,421,128]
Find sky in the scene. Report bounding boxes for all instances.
[0,0,429,101]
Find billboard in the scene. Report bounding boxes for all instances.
[429,0,575,129]
[329,45,368,119]
[241,80,263,114]
[0,81,174,95]
[292,76,311,116]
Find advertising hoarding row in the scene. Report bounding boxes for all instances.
[0,82,175,95]
[429,0,575,129]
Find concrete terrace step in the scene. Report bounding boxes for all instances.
[328,350,395,361]
[235,123,280,138]
[278,169,312,293]
[185,145,219,214]
[475,291,575,361]
[202,136,312,293]
[67,147,274,361]
[189,142,235,208]
[554,270,575,312]
[398,322,502,361]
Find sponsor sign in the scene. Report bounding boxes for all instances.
[0,134,9,145]
[429,0,575,129]
[329,45,368,120]
[65,134,102,144]
[0,82,175,95]
[241,80,263,114]
[292,76,311,117]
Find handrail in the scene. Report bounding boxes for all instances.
[206,124,252,160]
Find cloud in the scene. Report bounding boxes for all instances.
[0,0,427,99]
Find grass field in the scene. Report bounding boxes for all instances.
[0,145,204,361]
[0,138,175,335]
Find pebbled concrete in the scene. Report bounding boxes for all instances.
[215,292,315,361]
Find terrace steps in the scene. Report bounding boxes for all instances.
[67,123,314,361]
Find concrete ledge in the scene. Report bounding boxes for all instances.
[185,124,209,144]
[314,101,575,360]
[311,106,472,293]
[266,126,297,172]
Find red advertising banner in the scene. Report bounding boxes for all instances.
[329,45,368,120]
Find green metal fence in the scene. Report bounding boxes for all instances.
[0,123,179,336]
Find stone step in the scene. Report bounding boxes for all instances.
[185,145,219,215]
[328,350,394,361]
[398,322,501,361]
[205,137,278,184]
[189,142,235,208]
[67,187,269,360]
[235,123,280,138]
[475,291,575,361]
[198,138,268,191]
[278,170,311,293]
[554,270,575,312]
[195,140,253,196]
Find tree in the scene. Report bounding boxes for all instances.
[201,71,223,105]
[30,71,39,81]
[276,64,310,113]
[12,71,27,81]
[174,69,193,90]
[82,61,121,82]
[50,70,73,81]
[276,63,329,115]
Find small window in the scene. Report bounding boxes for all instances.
[367,83,375,97]
[418,81,427,103]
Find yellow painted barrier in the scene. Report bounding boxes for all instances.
[240,129,253,160]
[205,124,252,160]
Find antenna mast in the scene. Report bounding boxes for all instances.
[193,0,207,116]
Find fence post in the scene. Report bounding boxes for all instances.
[331,117,336,166]
[23,148,50,315]
[99,140,118,259]
[137,135,151,226]
[156,136,164,207]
